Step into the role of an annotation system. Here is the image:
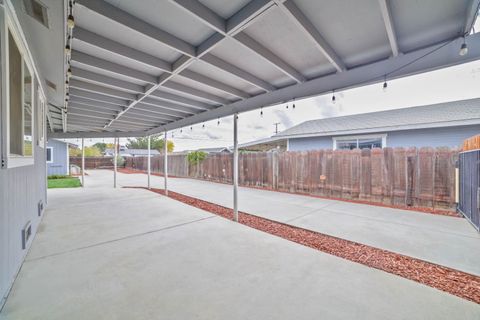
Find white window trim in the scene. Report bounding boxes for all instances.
[37,93,46,148]
[46,147,53,163]
[4,9,35,168]
[332,134,387,150]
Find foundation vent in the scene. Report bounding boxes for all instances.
[21,221,32,250]
[38,200,44,216]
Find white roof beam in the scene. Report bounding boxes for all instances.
[68,105,119,116]
[226,0,273,35]
[141,97,200,114]
[69,98,124,112]
[134,104,192,118]
[377,0,400,57]
[162,81,230,105]
[202,54,275,92]
[234,33,306,83]
[76,0,195,56]
[74,27,172,72]
[148,90,215,110]
[180,69,250,99]
[71,67,145,93]
[69,79,137,101]
[464,0,480,34]
[125,109,180,122]
[69,89,128,106]
[172,0,225,34]
[49,130,147,139]
[71,51,157,84]
[278,0,346,71]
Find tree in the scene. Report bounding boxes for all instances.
[69,146,102,157]
[92,142,107,153]
[126,137,174,153]
[187,151,207,165]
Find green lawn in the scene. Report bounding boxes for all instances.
[48,177,82,189]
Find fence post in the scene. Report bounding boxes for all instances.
[233,113,239,222]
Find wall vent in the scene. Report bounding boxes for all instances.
[21,221,32,250]
[38,200,44,217]
[23,0,49,28]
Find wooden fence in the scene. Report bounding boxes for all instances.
[70,156,118,169]
[124,147,458,210]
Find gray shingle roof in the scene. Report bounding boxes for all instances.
[276,98,480,138]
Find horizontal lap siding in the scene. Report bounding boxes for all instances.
[47,140,68,176]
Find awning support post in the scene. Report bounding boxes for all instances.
[233,113,239,222]
[114,137,117,188]
[81,138,85,187]
[147,135,151,189]
[164,131,168,196]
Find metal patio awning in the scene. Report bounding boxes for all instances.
[48,0,480,138]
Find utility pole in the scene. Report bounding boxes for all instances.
[273,122,281,134]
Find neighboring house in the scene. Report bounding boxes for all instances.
[47,139,69,176]
[197,147,231,154]
[104,148,161,157]
[237,137,287,152]
[273,99,480,151]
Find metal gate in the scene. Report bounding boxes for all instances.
[459,150,480,231]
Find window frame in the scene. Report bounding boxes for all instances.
[46,146,53,163]
[333,134,387,150]
[4,9,36,168]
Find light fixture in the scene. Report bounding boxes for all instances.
[292,98,296,109]
[459,37,468,56]
[260,107,263,117]
[217,118,220,125]
[67,67,72,77]
[286,103,288,109]
[67,14,75,29]
[190,126,193,131]
[65,44,71,55]
[332,90,336,104]
[383,76,388,92]
[202,123,205,129]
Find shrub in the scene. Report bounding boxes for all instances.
[187,151,207,165]
[48,174,70,179]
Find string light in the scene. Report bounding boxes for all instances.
[217,118,220,125]
[202,123,205,129]
[67,67,72,77]
[190,126,193,131]
[285,103,288,109]
[65,43,71,55]
[383,75,388,92]
[67,1,75,29]
[331,90,336,104]
[260,107,263,117]
[459,37,468,56]
[292,98,296,109]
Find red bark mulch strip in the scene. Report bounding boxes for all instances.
[125,186,480,304]
[119,167,460,217]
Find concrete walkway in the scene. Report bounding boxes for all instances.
[115,170,480,276]
[1,170,479,319]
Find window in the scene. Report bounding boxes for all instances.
[7,25,35,167]
[333,134,386,150]
[37,87,45,147]
[46,147,53,163]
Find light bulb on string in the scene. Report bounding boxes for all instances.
[383,75,388,92]
[217,118,220,126]
[459,37,468,56]
[292,98,296,109]
[202,123,205,129]
[331,90,336,104]
[260,107,263,117]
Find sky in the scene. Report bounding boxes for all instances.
[67,46,480,152]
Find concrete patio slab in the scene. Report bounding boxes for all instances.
[1,170,479,319]
[114,170,480,276]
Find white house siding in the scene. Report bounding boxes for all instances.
[0,4,47,307]
[47,139,69,176]
[287,125,480,151]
